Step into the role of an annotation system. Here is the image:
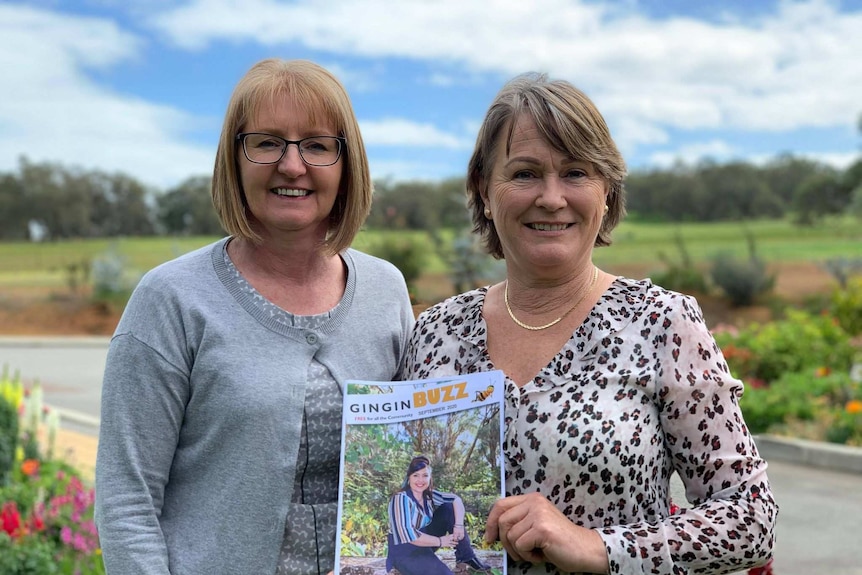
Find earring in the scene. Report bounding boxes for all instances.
[484,208,492,219]
[603,205,609,215]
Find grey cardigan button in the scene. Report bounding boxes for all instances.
[306,333,319,345]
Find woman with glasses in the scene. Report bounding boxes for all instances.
[95,59,414,575]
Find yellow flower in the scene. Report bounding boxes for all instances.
[0,375,23,408]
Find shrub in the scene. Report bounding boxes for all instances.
[710,253,775,307]
[821,257,862,289]
[0,371,20,484]
[90,246,134,306]
[709,228,774,307]
[715,310,854,384]
[827,399,862,444]
[0,532,59,575]
[739,369,855,433]
[0,371,103,574]
[431,229,503,294]
[651,231,710,294]
[829,278,862,336]
[366,237,428,297]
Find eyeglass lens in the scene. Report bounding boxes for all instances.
[242,134,342,166]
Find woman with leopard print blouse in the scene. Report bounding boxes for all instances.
[403,73,777,575]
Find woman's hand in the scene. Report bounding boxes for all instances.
[452,523,466,542]
[484,493,609,574]
[439,533,458,547]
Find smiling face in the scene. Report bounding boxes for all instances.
[408,466,432,494]
[238,95,343,242]
[481,113,608,279]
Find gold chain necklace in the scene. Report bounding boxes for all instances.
[504,266,599,331]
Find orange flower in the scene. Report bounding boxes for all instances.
[814,366,831,377]
[21,458,40,477]
[846,400,862,415]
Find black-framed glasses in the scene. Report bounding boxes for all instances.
[236,133,346,167]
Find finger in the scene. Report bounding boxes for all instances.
[495,497,541,562]
[511,525,547,564]
[485,495,526,543]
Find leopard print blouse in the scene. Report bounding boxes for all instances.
[404,277,777,575]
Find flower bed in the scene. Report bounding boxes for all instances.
[1,369,104,575]
[714,309,862,446]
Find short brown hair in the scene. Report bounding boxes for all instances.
[466,72,627,258]
[212,58,371,255]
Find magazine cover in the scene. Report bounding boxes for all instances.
[335,370,506,575]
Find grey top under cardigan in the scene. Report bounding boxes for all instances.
[94,237,414,575]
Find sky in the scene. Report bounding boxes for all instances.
[1,0,861,191]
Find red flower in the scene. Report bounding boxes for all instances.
[30,513,45,533]
[1,502,23,538]
[748,378,767,389]
[748,558,774,575]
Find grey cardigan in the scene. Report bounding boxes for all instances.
[95,238,414,574]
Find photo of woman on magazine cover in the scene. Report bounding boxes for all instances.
[386,455,492,575]
[336,374,505,575]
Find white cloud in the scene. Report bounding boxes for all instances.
[0,4,213,189]
[804,151,860,170]
[750,150,861,170]
[3,0,859,190]
[360,119,471,149]
[649,140,737,167]
[651,143,860,171]
[148,0,862,137]
[369,159,457,183]
[320,61,383,94]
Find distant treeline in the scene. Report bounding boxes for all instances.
[1,154,860,241]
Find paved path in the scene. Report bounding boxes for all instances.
[0,336,107,431]
[764,460,862,575]
[2,337,861,573]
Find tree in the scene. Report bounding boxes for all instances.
[849,184,862,220]
[841,158,862,199]
[156,176,223,235]
[367,177,469,231]
[760,154,826,205]
[626,166,711,222]
[89,171,155,237]
[792,169,846,224]
[698,161,782,221]
[17,157,92,240]
[0,174,30,239]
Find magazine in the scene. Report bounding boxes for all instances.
[335,370,507,575]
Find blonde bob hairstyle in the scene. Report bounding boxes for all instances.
[466,72,627,259]
[212,58,371,255]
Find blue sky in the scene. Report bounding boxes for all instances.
[1,0,860,190]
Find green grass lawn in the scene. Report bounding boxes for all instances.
[594,218,861,267]
[0,217,859,290]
